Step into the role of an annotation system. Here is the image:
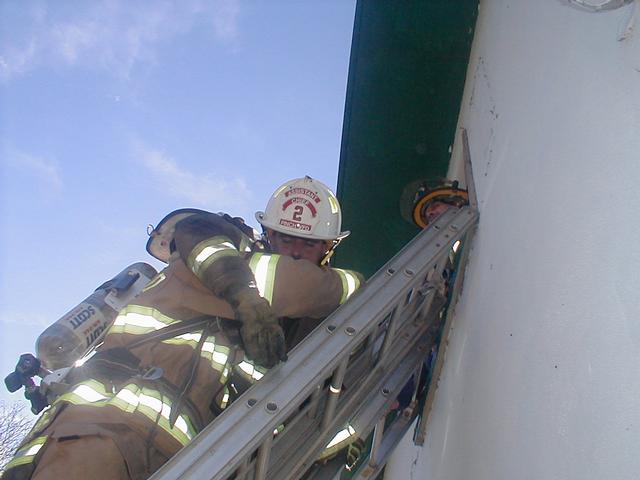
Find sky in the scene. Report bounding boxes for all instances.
[0,0,356,409]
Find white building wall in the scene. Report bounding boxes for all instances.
[385,1,640,479]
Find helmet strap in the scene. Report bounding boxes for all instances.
[251,238,269,253]
[320,238,342,266]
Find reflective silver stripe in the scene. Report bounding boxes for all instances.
[334,269,361,304]
[318,424,357,459]
[248,253,280,304]
[202,340,231,382]
[114,312,166,329]
[4,435,47,470]
[74,383,108,402]
[187,236,238,279]
[22,442,44,457]
[236,359,267,382]
[163,334,231,382]
[169,332,203,343]
[210,348,229,365]
[111,305,175,335]
[55,380,196,446]
[325,424,356,449]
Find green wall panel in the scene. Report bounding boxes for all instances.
[334,0,478,278]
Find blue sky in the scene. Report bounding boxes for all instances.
[0,0,356,408]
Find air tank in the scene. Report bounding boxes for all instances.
[35,262,158,370]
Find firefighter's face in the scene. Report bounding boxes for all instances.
[425,201,451,224]
[270,232,327,265]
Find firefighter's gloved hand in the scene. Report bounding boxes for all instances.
[231,287,287,368]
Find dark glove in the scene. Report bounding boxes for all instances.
[230,287,287,368]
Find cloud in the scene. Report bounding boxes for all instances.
[0,311,51,329]
[6,150,63,191]
[135,142,252,212]
[211,0,241,41]
[0,0,242,81]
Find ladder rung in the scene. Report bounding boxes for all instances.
[321,358,349,430]
[255,434,273,480]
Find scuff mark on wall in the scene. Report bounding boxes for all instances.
[469,57,499,188]
[468,57,480,107]
[468,56,499,116]
[482,127,495,179]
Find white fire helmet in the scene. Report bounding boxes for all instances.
[255,176,350,241]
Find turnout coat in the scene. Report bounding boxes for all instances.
[5,213,361,480]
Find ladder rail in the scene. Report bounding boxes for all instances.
[262,316,424,478]
[347,214,480,480]
[262,279,441,478]
[283,298,439,480]
[414,210,479,446]
[273,210,476,479]
[279,312,439,480]
[149,206,478,480]
[314,250,475,480]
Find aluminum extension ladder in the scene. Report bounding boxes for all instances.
[150,201,479,480]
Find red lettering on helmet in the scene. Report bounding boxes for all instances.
[281,198,318,217]
[284,188,321,203]
[279,219,312,231]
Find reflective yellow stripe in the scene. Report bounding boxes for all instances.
[248,253,280,304]
[55,380,196,446]
[142,272,167,292]
[3,435,47,470]
[110,304,176,335]
[55,379,111,406]
[29,401,61,436]
[327,194,339,214]
[187,236,238,279]
[334,269,361,304]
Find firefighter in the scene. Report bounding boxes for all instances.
[412,180,469,229]
[255,176,360,350]
[3,177,361,480]
[411,180,469,336]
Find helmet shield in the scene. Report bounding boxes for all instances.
[146,208,213,263]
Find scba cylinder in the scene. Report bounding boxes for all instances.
[36,262,158,370]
